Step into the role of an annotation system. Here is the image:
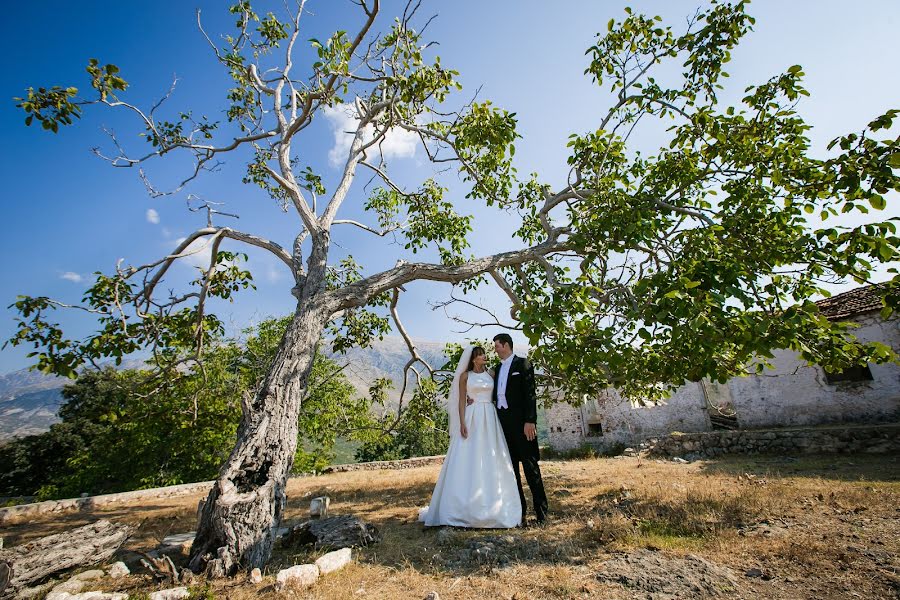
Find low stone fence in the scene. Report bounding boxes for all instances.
[648,422,900,458]
[0,454,447,524]
[0,480,214,524]
[322,455,444,473]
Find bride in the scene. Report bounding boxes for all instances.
[419,345,522,528]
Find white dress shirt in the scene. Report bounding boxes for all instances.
[496,354,515,409]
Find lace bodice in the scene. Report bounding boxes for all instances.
[467,370,494,403]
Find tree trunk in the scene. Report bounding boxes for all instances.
[188,296,330,575]
[0,519,131,598]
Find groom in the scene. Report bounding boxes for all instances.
[491,333,549,524]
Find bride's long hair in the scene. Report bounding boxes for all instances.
[466,346,486,372]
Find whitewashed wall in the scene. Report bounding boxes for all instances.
[546,311,900,451]
[547,384,710,451]
[728,312,900,428]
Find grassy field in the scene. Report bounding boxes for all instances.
[3,453,898,599]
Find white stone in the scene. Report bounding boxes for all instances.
[310,496,330,517]
[47,578,85,598]
[249,567,263,584]
[72,569,106,581]
[149,588,190,600]
[106,561,130,579]
[48,593,127,600]
[275,564,319,590]
[315,547,352,575]
[159,532,194,556]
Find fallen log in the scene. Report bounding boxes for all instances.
[281,515,380,550]
[0,519,131,598]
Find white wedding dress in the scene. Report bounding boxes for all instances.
[419,370,522,528]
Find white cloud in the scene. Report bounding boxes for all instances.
[61,272,82,283]
[146,208,160,224]
[174,236,237,270]
[264,262,284,284]
[175,236,214,268]
[323,104,418,168]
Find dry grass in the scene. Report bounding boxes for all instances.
[2,453,899,599]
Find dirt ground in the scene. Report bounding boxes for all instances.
[2,453,898,599]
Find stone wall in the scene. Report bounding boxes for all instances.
[545,402,588,451]
[322,455,444,473]
[546,311,900,452]
[547,385,711,452]
[648,423,900,458]
[0,480,214,524]
[728,311,900,429]
[0,455,448,524]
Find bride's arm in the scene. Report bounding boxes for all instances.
[458,372,469,438]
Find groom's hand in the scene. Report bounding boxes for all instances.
[524,422,536,441]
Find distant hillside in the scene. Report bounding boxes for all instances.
[0,339,451,442]
[0,358,148,442]
[0,367,68,440]
[328,337,451,410]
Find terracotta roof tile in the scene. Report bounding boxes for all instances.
[815,284,886,320]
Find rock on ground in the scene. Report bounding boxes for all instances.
[106,562,130,579]
[249,567,263,584]
[46,578,86,597]
[149,587,190,600]
[71,570,105,581]
[275,564,320,591]
[596,550,742,599]
[310,496,330,517]
[315,548,352,575]
[158,533,194,556]
[282,515,381,550]
[47,593,127,600]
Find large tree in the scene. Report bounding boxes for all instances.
[8,0,898,573]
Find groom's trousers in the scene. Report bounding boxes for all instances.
[497,411,549,523]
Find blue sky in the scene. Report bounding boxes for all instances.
[2,1,898,374]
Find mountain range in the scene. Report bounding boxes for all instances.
[0,338,451,442]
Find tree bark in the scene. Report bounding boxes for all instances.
[188,288,331,575]
[0,519,131,598]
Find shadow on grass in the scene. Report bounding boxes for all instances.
[0,502,199,547]
[697,453,900,483]
[270,475,602,577]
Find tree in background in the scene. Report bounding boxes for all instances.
[8,0,898,572]
[0,318,364,498]
[0,366,238,499]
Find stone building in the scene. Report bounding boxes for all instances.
[546,284,900,452]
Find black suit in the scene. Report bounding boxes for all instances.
[493,355,548,523]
